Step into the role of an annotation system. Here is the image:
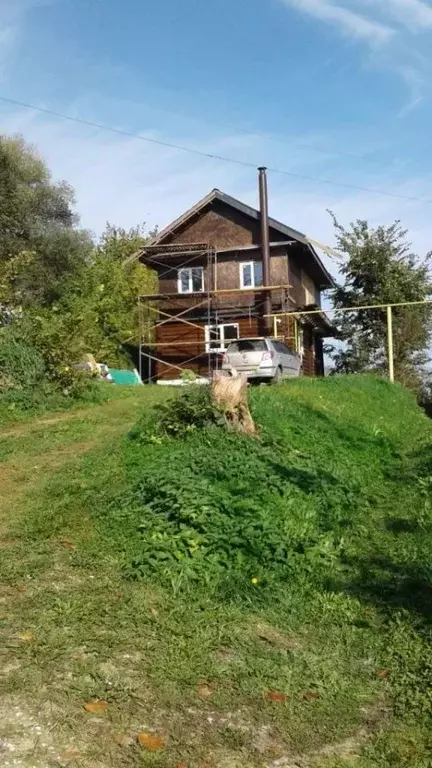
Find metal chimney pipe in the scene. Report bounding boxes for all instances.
[258,167,272,332]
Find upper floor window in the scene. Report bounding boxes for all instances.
[240,261,263,289]
[178,266,204,294]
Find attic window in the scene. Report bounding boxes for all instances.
[240,261,263,289]
[177,267,204,293]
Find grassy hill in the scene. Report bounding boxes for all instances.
[0,376,431,767]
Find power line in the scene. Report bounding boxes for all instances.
[1,94,431,205]
[119,95,373,163]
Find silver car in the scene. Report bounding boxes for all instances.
[222,337,301,383]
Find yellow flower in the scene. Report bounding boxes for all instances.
[251,577,259,585]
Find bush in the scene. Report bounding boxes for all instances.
[0,331,46,391]
[154,385,225,437]
[0,325,103,417]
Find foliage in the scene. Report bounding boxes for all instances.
[0,138,156,388]
[0,134,93,308]
[180,368,198,383]
[328,215,432,391]
[56,223,156,366]
[0,327,46,391]
[150,385,224,437]
[0,321,102,415]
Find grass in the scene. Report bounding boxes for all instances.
[0,376,431,768]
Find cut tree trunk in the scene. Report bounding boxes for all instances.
[211,371,255,434]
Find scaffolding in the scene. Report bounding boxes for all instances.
[138,242,293,383]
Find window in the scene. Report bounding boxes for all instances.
[273,340,289,354]
[205,323,239,353]
[240,261,263,289]
[226,338,267,353]
[177,267,204,294]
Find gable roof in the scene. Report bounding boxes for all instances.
[143,188,334,288]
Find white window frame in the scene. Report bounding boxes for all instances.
[177,266,204,294]
[205,323,240,353]
[239,260,263,289]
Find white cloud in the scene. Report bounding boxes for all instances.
[278,0,432,108]
[279,0,395,45]
[280,0,432,40]
[1,102,431,270]
[372,0,432,31]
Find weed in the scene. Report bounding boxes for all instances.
[151,385,224,437]
[1,376,432,767]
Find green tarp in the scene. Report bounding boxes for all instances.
[108,368,142,385]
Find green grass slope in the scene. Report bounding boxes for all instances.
[1,376,431,767]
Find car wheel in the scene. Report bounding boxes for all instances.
[272,366,282,385]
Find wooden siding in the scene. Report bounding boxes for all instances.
[164,200,289,250]
[288,255,304,307]
[302,270,319,305]
[302,326,315,377]
[152,315,324,380]
[156,245,289,303]
[154,315,261,379]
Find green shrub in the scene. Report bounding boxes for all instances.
[0,330,46,391]
[153,385,225,437]
[0,325,104,417]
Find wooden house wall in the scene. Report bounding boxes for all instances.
[154,315,261,380]
[165,200,289,249]
[288,255,304,307]
[146,199,328,380]
[302,326,315,376]
[153,315,323,380]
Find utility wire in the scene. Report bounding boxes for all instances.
[119,95,372,163]
[1,95,430,205]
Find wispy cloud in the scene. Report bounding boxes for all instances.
[280,0,432,40]
[372,0,432,31]
[1,100,431,264]
[278,0,432,109]
[279,0,395,45]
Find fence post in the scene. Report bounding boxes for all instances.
[386,305,394,383]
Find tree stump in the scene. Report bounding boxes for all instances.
[211,371,256,434]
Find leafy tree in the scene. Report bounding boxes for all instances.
[48,223,156,366]
[0,135,92,309]
[328,216,432,391]
[0,134,157,385]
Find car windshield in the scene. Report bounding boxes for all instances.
[227,339,267,353]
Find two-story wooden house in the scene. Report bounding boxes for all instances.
[139,170,334,381]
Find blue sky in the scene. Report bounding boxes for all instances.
[1,0,432,273]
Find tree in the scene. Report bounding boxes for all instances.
[49,223,156,365]
[0,135,92,309]
[0,135,157,389]
[328,216,432,391]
